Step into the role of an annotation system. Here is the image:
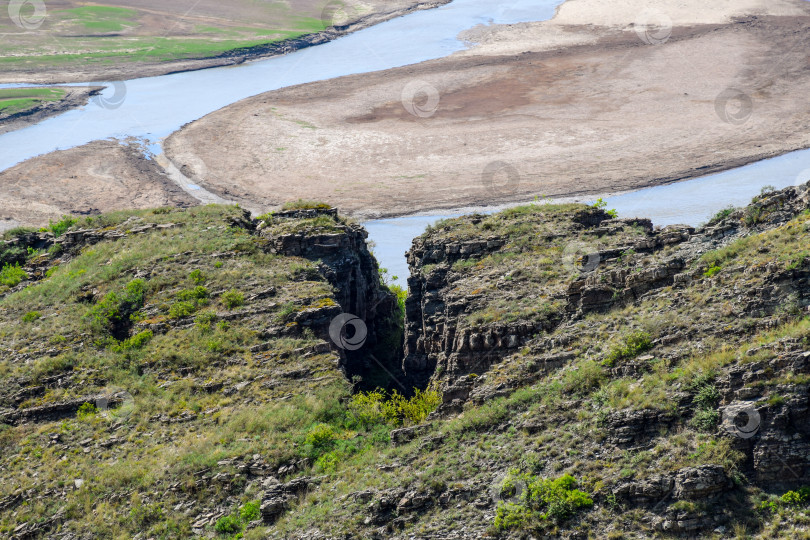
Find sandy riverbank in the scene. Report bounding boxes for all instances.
[161,0,810,219]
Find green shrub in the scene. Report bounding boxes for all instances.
[214,514,242,534]
[169,301,196,319]
[708,206,736,225]
[781,487,810,507]
[348,388,441,428]
[177,286,209,302]
[222,290,245,310]
[690,409,719,431]
[604,331,652,366]
[704,265,722,278]
[22,311,42,323]
[85,279,147,335]
[129,502,164,528]
[239,500,261,522]
[0,263,27,287]
[390,284,407,316]
[77,402,98,420]
[44,215,78,237]
[195,312,217,333]
[593,198,618,218]
[189,269,206,284]
[111,330,153,352]
[563,360,605,395]
[304,423,338,457]
[494,502,532,531]
[693,384,720,409]
[494,473,593,530]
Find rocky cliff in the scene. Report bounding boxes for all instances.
[1,184,810,539]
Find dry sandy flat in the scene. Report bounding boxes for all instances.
[162,0,810,219]
[0,140,196,230]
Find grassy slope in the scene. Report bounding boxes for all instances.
[1,200,809,538]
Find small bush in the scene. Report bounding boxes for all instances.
[169,301,196,319]
[239,500,261,522]
[85,279,147,335]
[781,487,810,507]
[189,269,206,284]
[44,215,78,237]
[690,408,719,431]
[0,263,27,287]
[22,311,42,323]
[130,502,164,528]
[304,423,338,458]
[348,388,441,428]
[593,198,618,218]
[77,402,98,420]
[494,473,593,530]
[708,206,736,225]
[604,331,652,366]
[222,290,245,310]
[111,330,153,352]
[195,312,217,333]
[704,265,722,278]
[563,360,605,395]
[214,514,242,534]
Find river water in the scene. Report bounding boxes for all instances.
[0,0,564,172]
[2,0,809,288]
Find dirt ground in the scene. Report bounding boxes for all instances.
[0,140,196,231]
[4,0,810,226]
[162,0,810,219]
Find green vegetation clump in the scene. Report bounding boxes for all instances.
[221,290,245,310]
[42,215,78,237]
[76,402,99,420]
[21,311,41,323]
[0,263,27,288]
[85,279,146,337]
[281,199,332,211]
[704,265,722,278]
[494,473,593,530]
[603,331,652,367]
[348,388,442,428]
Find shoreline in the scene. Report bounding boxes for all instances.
[0,0,452,86]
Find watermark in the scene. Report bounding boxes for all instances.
[92,81,127,110]
[633,9,672,46]
[481,161,520,195]
[8,0,46,30]
[721,401,761,439]
[329,313,368,351]
[490,470,527,506]
[562,241,601,274]
[401,80,440,119]
[96,388,135,420]
[715,88,753,125]
[320,0,358,29]
[794,167,810,190]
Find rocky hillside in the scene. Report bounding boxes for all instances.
[1,184,809,539]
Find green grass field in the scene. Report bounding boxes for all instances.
[0,88,67,115]
[0,1,359,79]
